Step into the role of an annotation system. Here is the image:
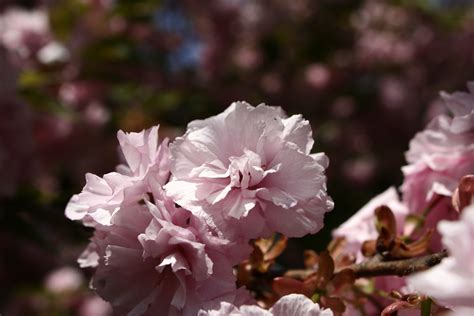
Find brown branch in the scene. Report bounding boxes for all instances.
[340,250,448,278]
[284,269,314,280]
[284,250,448,280]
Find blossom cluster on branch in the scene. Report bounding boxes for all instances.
[67,83,474,315]
[67,102,333,315]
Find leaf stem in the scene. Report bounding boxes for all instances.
[421,297,432,316]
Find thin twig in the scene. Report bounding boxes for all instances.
[340,250,448,278]
[284,251,448,280]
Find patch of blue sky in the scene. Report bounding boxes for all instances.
[153,3,203,72]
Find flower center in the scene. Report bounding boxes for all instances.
[228,149,267,190]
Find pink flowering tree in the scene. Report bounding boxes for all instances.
[2,1,474,315]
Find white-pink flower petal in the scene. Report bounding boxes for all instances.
[198,294,333,316]
[65,125,169,227]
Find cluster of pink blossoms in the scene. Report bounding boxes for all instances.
[401,83,474,249]
[332,83,474,315]
[67,83,473,315]
[66,102,334,315]
[334,82,474,260]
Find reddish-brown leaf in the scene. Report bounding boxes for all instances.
[320,296,346,315]
[272,277,313,297]
[452,175,474,213]
[381,301,417,316]
[361,240,377,257]
[264,235,288,261]
[375,205,397,236]
[391,230,432,258]
[331,269,356,294]
[315,250,335,288]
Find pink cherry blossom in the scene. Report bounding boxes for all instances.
[44,266,83,294]
[0,7,50,58]
[401,83,474,249]
[165,102,333,240]
[65,125,170,226]
[333,187,409,262]
[78,296,112,316]
[408,204,474,315]
[81,189,251,316]
[402,83,474,212]
[198,294,333,316]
